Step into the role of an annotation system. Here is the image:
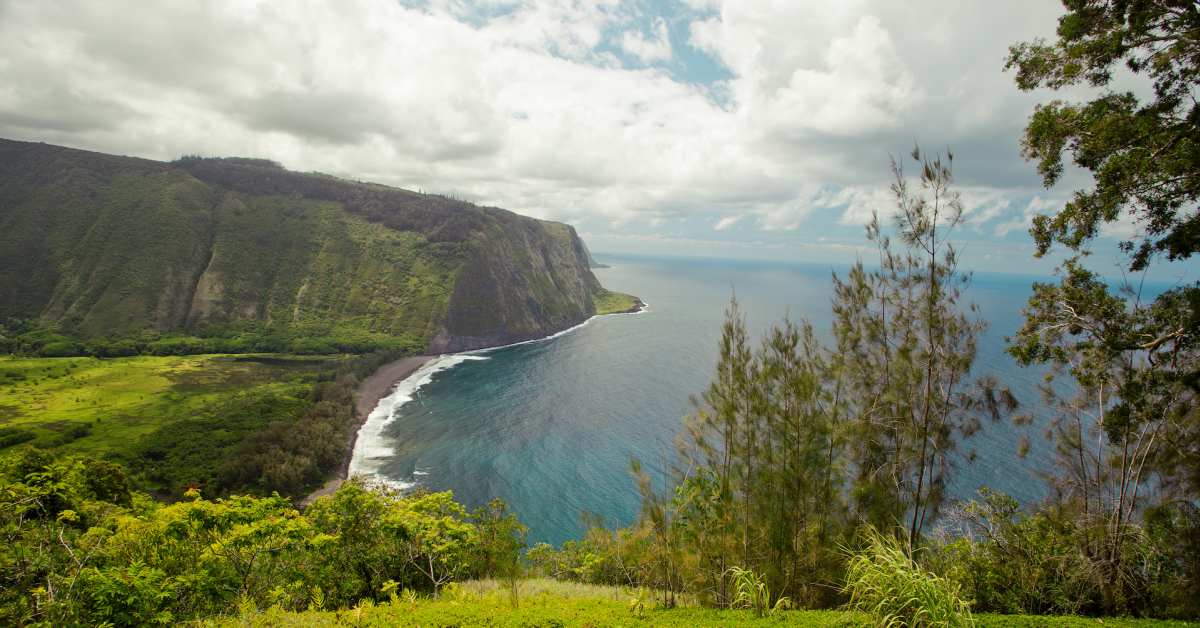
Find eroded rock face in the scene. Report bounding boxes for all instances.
[0,138,605,350]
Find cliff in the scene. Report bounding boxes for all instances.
[0,138,609,352]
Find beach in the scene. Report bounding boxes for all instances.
[300,354,435,506]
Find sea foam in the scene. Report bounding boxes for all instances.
[348,354,490,488]
[347,305,646,490]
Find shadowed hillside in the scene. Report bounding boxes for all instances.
[0,139,610,352]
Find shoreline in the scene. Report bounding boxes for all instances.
[611,297,646,315]
[300,354,435,506]
[300,296,647,507]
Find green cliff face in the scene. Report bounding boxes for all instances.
[0,139,608,352]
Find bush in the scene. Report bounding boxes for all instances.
[0,451,498,625]
[844,528,973,627]
[40,340,82,357]
[0,427,35,450]
[930,491,1095,616]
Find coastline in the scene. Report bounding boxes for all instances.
[611,297,646,315]
[300,354,435,506]
[301,296,647,507]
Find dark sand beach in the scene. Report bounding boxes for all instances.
[300,354,435,506]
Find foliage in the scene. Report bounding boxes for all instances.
[0,450,516,626]
[1,319,424,358]
[1007,259,1197,615]
[728,566,790,618]
[997,2,1200,619]
[0,351,409,499]
[931,488,1200,619]
[835,149,1011,542]
[844,528,973,628]
[1006,0,1200,270]
[932,490,1098,615]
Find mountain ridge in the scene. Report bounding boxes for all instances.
[0,138,617,353]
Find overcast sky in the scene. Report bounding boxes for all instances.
[1,0,1195,281]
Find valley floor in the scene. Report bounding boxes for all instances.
[212,578,1197,627]
[0,354,338,454]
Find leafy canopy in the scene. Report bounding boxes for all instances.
[1006,0,1200,270]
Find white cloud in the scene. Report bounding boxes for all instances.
[713,215,742,231]
[0,0,1078,267]
[620,17,672,64]
[994,196,1064,237]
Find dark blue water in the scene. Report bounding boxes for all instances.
[354,254,1064,545]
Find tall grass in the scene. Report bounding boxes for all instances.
[844,529,973,627]
[727,566,790,617]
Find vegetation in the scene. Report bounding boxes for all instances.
[0,351,411,500]
[0,452,527,626]
[0,319,423,358]
[1005,0,1200,271]
[593,289,642,315]
[1,449,1191,626]
[0,140,616,356]
[522,144,1198,621]
[844,529,972,627]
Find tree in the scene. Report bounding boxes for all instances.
[1006,0,1200,270]
[1006,4,1200,613]
[652,148,1008,609]
[835,149,1011,543]
[1009,260,1198,613]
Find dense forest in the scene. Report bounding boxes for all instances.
[2,1,1199,626]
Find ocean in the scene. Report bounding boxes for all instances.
[350,254,1069,546]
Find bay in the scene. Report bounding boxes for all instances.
[356,254,1065,545]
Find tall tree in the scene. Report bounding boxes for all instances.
[834,149,1007,543]
[1007,0,1200,529]
[660,148,1007,609]
[1009,260,1197,612]
[1006,1,1200,614]
[1006,0,1200,270]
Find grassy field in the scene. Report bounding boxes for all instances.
[211,578,1198,627]
[0,354,344,492]
[594,289,642,315]
[0,354,336,451]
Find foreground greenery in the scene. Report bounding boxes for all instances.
[3,451,1192,627]
[0,452,518,626]
[214,580,1199,627]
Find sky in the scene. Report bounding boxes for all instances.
[1,0,1195,282]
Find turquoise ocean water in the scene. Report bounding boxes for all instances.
[351,254,1072,545]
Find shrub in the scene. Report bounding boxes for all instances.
[930,491,1095,616]
[844,528,973,627]
[0,427,35,450]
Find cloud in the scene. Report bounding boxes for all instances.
[713,215,742,231]
[0,0,1089,274]
[620,17,673,64]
